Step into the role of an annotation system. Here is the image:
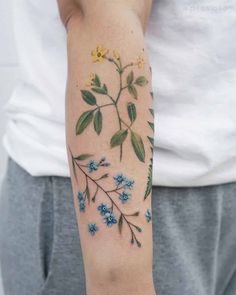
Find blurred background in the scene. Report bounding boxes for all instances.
[0,1,19,294]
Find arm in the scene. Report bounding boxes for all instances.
[58,1,155,294]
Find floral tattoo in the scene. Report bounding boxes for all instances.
[75,45,149,162]
[70,150,142,247]
[145,209,152,223]
[70,45,153,248]
[144,90,154,200]
[88,223,99,236]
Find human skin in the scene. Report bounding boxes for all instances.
[57,1,156,294]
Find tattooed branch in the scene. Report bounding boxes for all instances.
[70,150,142,247]
[75,45,149,162]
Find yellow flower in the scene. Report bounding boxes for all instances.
[91,45,109,63]
[113,50,120,60]
[86,73,95,87]
[136,55,145,69]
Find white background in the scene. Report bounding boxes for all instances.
[0,1,19,293]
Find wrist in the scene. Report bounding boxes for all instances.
[86,267,155,295]
[87,281,156,295]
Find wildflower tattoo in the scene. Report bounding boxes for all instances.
[70,45,154,248]
[144,69,155,200]
[145,209,152,223]
[70,149,142,247]
[75,45,149,162]
[88,223,99,236]
[91,45,109,64]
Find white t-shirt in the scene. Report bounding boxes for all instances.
[3,0,236,186]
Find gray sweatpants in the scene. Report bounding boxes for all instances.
[0,159,236,295]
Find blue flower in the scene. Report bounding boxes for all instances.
[78,191,86,212]
[79,199,86,212]
[103,212,117,227]
[124,179,135,190]
[87,160,98,173]
[145,209,152,223]
[77,191,84,201]
[99,157,110,167]
[119,191,131,204]
[113,174,126,186]
[88,223,99,236]
[97,203,109,216]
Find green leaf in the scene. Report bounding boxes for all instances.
[134,76,148,86]
[127,71,134,85]
[91,84,107,95]
[147,136,154,147]
[103,84,108,93]
[91,87,105,94]
[127,102,136,123]
[94,110,103,135]
[72,158,77,182]
[148,121,154,131]
[94,74,101,87]
[75,154,93,161]
[92,187,98,202]
[128,85,137,99]
[126,211,140,217]
[75,110,94,135]
[118,215,123,234]
[136,240,142,248]
[149,108,154,117]
[81,90,97,105]
[131,131,145,162]
[99,173,109,180]
[134,225,142,233]
[110,129,128,148]
[144,160,153,200]
[86,186,90,204]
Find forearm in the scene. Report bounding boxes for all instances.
[63,2,155,294]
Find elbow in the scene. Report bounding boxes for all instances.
[73,1,146,33]
[58,0,151,33]
[57,0,84,30]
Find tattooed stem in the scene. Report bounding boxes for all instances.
[105,94,116,104]
[98,103,114,109]
[122,63,134,71]
[114,105,123,161]
[106,57,121,70]
[107,185,125,193]
[102,89,123,161]
[120,118,131,130]
[115,71,123,105]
